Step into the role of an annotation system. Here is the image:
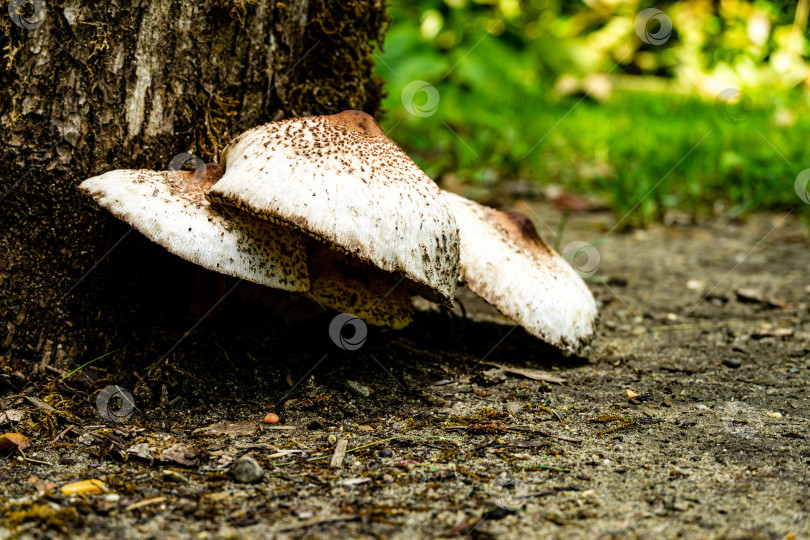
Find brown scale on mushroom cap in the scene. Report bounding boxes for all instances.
[207,110,460,307]
[494,212,554,257]
[328,110,386,138]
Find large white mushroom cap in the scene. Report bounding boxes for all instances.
[443,191,598,355]
[79,166,310,291]
[207,110,460,305]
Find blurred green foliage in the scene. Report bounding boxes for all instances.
[376,0,810,226]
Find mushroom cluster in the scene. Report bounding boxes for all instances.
[80,111,596,354]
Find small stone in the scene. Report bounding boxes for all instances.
[505,402,521,415]
[327,434,337,445]
[471,368,507,387]
[176,498,197,514]
[230,457,264,484]
[768,412,783,419]
[383,474,394,483]
[696,404,709,411]
[686,279,704,291]
[722,358,742,369]
[346,380,371,398]
[263,412,280,424]
[789,367,799,374]
[77,433,95,446]
[378,448,393,458]
[625,389,639,399]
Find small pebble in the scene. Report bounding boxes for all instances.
[378,448,393,458]
[230,457,264,484]
[327,434,337,445]
[789,367,799,374]
[176,497,197,514]
[505,402,521,415]
[263,412,280,424]
[722,358,742,369]
[625,389,639,399]
[769,412,783,419]
[471,368,507,387]
[346,380,371,398]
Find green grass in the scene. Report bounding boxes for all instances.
[379,81,809,227]
[374,2,810,227]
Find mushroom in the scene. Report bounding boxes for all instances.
[79,164,310,292]
[442,191,598,355]
[79,161,411,327]
[207,110,460,306]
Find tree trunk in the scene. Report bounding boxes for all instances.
[0,0,387,377]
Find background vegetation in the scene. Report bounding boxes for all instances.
[376,0,810,226]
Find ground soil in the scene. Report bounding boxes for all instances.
[1,201,808,539]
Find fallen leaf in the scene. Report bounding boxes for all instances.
[751,328,794,339]
[481,362,565,384]
[193,422,257,437]
[126,442,153,461]
[735,288,788,309]
[160,443,200,467]
[336,477,370,486]
[61,479,107,495]
[0,432,30,450]
[0,410,25,424]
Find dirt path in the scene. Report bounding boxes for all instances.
[1,203,808,539]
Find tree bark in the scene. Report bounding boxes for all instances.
[0,0,387,376]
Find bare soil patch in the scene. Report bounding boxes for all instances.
[2,203,808,539]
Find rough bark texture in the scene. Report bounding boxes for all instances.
[0,0,387,376]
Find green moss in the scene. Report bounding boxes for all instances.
[275,0,389,118]
[5,504,80,538]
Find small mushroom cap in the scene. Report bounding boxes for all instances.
[207,111,460,306]
[306,241,414,329]
[443,191,598,355]
[79,167,309,291]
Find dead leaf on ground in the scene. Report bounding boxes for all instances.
[126,442,154,461]
[160,443,200,467]
[336,477,370,486]
[193,422,257,437]
[481,361,565,384]
[735,288,788,309]
[0,410,25,424]
[751,327,794,339]
[0,432,30,450]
